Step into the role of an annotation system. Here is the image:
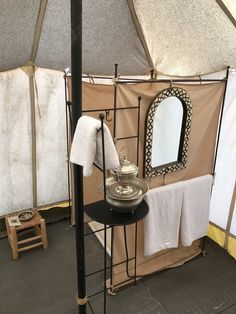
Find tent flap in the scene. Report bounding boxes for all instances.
[0,69,33,215]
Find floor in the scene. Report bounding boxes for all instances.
[0,219,235,314]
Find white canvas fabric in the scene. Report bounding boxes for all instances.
[0,69,33,216]
[210,69,236,233]
[35,68,68,206]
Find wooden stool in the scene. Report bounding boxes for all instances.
[5,210,48,260]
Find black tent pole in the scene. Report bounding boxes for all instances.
[71,1,86,313]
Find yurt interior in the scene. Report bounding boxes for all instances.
[0,1,236,313]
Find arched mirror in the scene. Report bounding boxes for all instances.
[144,87,192,178]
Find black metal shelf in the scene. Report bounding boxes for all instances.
[85,200,149,226]
[65,64,145,313]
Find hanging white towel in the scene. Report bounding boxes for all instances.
[70,116,120,176]
[144,181,185,256]
[180,174,213,246]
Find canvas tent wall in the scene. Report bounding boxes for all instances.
[75,71,232,285]
[208,69,236,259]
[0,0,235,260]
[0,67,68,215]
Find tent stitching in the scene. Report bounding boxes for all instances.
[29,67,38,208]
[127,0,154,72]
[224,182,236,249]
[215,0,236,29]
[31,0,48,62]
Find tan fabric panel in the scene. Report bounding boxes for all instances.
[116,82,225,187]
[112,222,201,287]
[111,82,224,285]
[68,77,115,106]
[75,80,225,285]
[82,82,114,110]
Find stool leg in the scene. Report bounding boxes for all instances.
[10,227,19,260]
[40,219,48,249]
[5,217,11,244]
[34,225,41,236]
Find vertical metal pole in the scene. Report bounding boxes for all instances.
[137,96,141,167]
[200,236,207,256]
[64,75,72,224]
[212,66,230,176]
[99,114,107,314]
[150,69,154,79]
[71,1,86,313]
[110,226,114,288]
[134,223,138,284]
[113,64,118,139]
[134,97,141,285]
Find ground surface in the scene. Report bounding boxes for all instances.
[0,220,235,314]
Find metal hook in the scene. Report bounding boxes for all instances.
[169,79,173,88]
[105,110,112,122]
[149,69,158,80]
[199,75,202,84]
[86,73,95,84]
[150,69,154,79]
[119,145,130,160]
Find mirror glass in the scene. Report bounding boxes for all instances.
[144,87,192,178]
[151,96,183,167]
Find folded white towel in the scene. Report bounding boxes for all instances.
[180,174,213,246]
[70,116,120,176]
[144,181,185,256]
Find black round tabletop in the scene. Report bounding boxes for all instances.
[84,199,149,226]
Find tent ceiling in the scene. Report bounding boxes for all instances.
[0,0,40,72]
[81,0,150,75]
[0,0,235,76]
[133,0,236,76]
[35,0,71,71]
[36,0,151,75]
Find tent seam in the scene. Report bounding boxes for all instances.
[29,67,38,208]
[215,0,236,29]
[127,0,154,72]
[31,0,48,62]
[224,182,236,249]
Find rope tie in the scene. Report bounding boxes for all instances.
[76,296,88,305]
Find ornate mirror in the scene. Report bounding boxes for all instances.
[144,87,192,178]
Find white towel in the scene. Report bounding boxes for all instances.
[180,174,213,246]
[144,181,185,256]
[70,116,120,176]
